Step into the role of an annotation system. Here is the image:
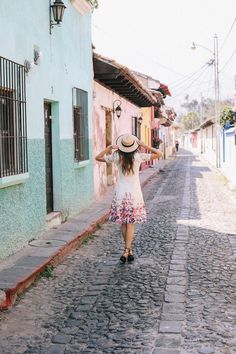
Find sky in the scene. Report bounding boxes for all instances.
[92,0,236,115]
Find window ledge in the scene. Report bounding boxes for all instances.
[0,173,29,189]
[74,160,90,169]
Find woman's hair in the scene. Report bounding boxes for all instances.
[118,149,138,175]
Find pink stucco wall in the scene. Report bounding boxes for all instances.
[93,81,141,198]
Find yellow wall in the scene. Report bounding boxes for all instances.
[140,107,152,145]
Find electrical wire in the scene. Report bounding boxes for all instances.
[190,65,214,99]
[219,17,236,52]
[220,47,236,72]
[171,66,209,95]
[172,64,209,96]
[205,65,214,97]
[172,65,212,98]
[170,63,208,89]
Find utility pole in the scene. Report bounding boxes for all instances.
[191,34,220,167]
[234,76,236,146]
[214,34,220,168]
[200,93,204,153]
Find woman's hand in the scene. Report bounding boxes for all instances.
[106,144,118,154]
[138,140,146,148]
[95,144,118,162]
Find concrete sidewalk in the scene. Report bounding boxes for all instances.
[0,159,169,310]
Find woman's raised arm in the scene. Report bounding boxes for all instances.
[138,141,163,160]
[95,145,118,162]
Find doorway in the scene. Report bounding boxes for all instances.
[44,102,53,214]
[105,110,113,185]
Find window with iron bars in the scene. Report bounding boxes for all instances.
[0,56,28,178]
[72,87,89,162]
[132,116,141,139]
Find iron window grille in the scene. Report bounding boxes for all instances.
[0,56,28,178]
[73,87,89,162]
[132,116,141,139]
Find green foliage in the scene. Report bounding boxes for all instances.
[179,112,200,131]
[41,265,54,278]
[220,106,235,127]
[181,97,199,112]
[82,233,96,245]
[86,0,99,8]
[180,95,234,130]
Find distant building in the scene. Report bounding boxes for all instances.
[93,53,156,197]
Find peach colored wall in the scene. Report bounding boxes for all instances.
[140,107,152,170]
[140,107,152,145]
[93,81,141,198]
[159,125,175,158]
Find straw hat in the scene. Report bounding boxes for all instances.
[116,134,139,153]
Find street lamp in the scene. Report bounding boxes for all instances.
[191,34,220,168]
[138,114,143,125]
[49,0,66,34]
[112,99,122,119]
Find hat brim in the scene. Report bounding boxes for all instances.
[116,134,139,153]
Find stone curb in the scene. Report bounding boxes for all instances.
[0,160,170,310]
[0,212,109,311]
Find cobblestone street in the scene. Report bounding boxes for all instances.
[0,151,236,354]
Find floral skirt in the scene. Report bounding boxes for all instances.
[108,192,147,224]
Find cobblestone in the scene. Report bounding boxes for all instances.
[0,152,236,353]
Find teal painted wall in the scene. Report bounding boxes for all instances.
[0,140,46,260]
[0,0,94,260]
[60,139,94,218]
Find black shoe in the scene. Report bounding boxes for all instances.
[127,254,134,262]
[120,248,129,263]
[120,255,127,263]
[127,249,134,262]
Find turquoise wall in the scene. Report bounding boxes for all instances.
[60,139,94,218]
[0,0,94,260]
[0,140,46,260]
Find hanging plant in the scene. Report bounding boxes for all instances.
[220,107,235,127]
[152,137,163,148]
[86,0,99,8]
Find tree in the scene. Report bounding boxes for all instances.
[220,106,235,127]
[179,112,200,130]
[179,95,234,131]
[181,97,200,112]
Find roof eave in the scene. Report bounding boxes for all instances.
[93,53,156,107]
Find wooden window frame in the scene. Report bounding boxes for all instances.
[72,87,89,162]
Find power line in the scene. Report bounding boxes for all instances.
[170,64,208,89]
[220,47,236,72]
[219,17,236,52]
[190,65,214,99]
[172,64,209,95]
[205,65,214,97]
[172,65,212,98]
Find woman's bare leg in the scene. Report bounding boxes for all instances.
[125,224,135,250]
[120,224,135,261]
[121,224,127,243]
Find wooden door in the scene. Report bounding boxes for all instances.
[105,110,113,185]
[44,102,53,214]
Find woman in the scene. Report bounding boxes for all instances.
[95,134,162,263]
